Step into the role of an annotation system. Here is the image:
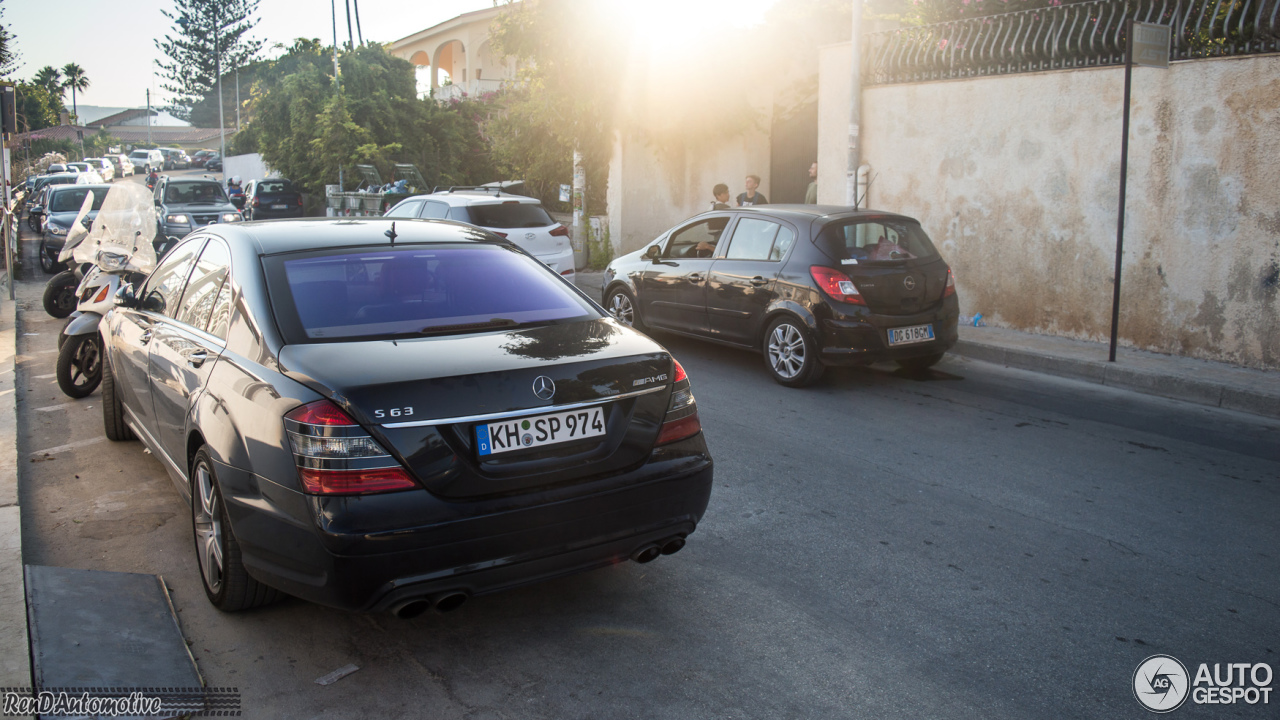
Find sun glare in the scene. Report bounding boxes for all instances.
[617,0,779,51]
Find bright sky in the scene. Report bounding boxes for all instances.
[5,0,778,108]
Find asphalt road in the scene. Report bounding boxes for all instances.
[12,228,1279,719]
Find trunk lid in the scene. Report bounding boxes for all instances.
[277,319,674,498]
[814,215,950,316]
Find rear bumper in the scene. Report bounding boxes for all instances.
[215,437,713,611]
[533,248,576,277]
[249,207,305,220]
[818,296,960,366]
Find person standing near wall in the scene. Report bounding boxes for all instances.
[711,183,731,210]
[804,162,818,204]
[737,175,768,207]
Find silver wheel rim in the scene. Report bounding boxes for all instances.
[193,462,223,594]
[767,323,806,379]
[609,292,635,326]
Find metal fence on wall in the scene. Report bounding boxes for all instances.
[864,0,1280,86]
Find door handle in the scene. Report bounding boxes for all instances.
[187,349,209,368]
[688,273,704,283]
[749,276,769,286]
[139,330,152,345]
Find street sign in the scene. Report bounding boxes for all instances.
[1132,22,1171,69]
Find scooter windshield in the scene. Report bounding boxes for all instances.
[74,183,159,274]
[58,191,96,263]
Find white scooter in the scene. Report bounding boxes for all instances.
[56,184,161,398]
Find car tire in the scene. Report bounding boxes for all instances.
[56,332,103,398]
[191,447,282,612]
[42,270,79,319]
[762,316,825,388]
[896,353,945,371]
[605,287,644,332]
[38,240,58,274]
[101,356,135,442]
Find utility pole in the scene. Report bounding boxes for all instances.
[146,88,152,146]
[846,0,862,208]
[331,0,344,189]
[572,146,585,266]
[235,69,240,132]
[216,22,227,178]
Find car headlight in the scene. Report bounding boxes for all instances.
[221,213,242,223]
[166,214,191,225]
[97,251,130,272]
[46,224,68,236]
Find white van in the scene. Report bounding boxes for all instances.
[128,149,165,174]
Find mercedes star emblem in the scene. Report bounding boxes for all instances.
[903,275,917,291]
[525,232,536,240]
[532,376,556,400]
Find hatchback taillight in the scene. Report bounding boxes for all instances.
[656,359,700,446]
[284,400,417,495]
[251,197,260,207]
[550,224,569,237]
[809,266,866,305]
[942,267,956,298]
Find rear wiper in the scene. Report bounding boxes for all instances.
[418,318,518,335]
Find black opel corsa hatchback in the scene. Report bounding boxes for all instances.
[602,206,960,387]
[102,219,712,617]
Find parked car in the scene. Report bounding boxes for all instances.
[47,163,69,174]
[109,154,135,177]
[153,175,242,238]
[158,147,191,170]
[203,154,222,171]
[602,206,960,387]
[66,162,93,174]
[129,149,165,174]
[101,218,711,614]
[385,188,575,282]
[38,184,112,274]
[28,174,81,229]
[190,150,215,165]
[83,158,115,182]
[242,178,304,220]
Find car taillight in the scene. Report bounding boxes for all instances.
[560,268,574,276]
[251,197,260,207]
[809,266,866,305]
[943,267,956,298]
[284,400,417,495]
[297,196,304,206]
[549,224,569,237]
[656,359,700,446]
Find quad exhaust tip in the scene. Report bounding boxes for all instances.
[632,535,687,564]
[660,537,686,555]
[391,599,432,620]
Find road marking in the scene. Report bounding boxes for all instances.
[0,389,12,397]
[35,404,75,413]
[32,373,55,379]
[30,436,106,457]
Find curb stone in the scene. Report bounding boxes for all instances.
[0,285,33,691]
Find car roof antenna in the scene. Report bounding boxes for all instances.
[385,222,397,246]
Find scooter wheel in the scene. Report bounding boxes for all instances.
[43,271,79,319]
[57,333,103,399]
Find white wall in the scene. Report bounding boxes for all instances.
[818,45,1280,369]
[223,153,273,185]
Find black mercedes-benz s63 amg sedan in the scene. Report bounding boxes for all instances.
[102,217,712,617]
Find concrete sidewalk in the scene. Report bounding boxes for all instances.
[576,271,1278,420]
[0,274,32,690]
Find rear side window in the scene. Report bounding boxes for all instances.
[725,218,795,262]
[176,240,230,332]
[421,201,449,219]
[816,219,940,263]
[265,244,599,343]
[463,204,554,229]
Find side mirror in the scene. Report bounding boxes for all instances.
[645,245,662,262]
[114,284,139,309]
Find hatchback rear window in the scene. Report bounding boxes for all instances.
[816,219,940,263]
[50,187,109,213]
[258,181,295,194]
[266,244,598,343]
[462,204,554,229]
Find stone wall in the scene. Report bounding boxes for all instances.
[818,43,1280,369]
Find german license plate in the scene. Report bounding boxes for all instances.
[476,406,606,456]
[888,324,935,346]
[271,204,288,210]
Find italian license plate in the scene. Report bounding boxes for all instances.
[476,406,606,456]
[888,324,935,346]
[271,204,288,210]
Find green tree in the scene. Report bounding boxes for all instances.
[12,81,60,131]
[0,0,18,77]
[61,62,89,119]
[155,0,263,121]
[33,65,62,102]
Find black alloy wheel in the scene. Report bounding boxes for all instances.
[42,271,79,319]
[762,316,825,388]
[191,447,281,611]
[605,287,644,332]
[56,333,103,398]
[38,240,58,274]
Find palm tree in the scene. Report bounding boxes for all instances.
[34,65,63,99]
[61,63,90,121]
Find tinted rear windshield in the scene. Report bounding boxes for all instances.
[266,244,598,343]
[129,151,150,158]
[258,180,296,194]
[815,219,940,264]
[460,203,554,229]
[50,187,109,213]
